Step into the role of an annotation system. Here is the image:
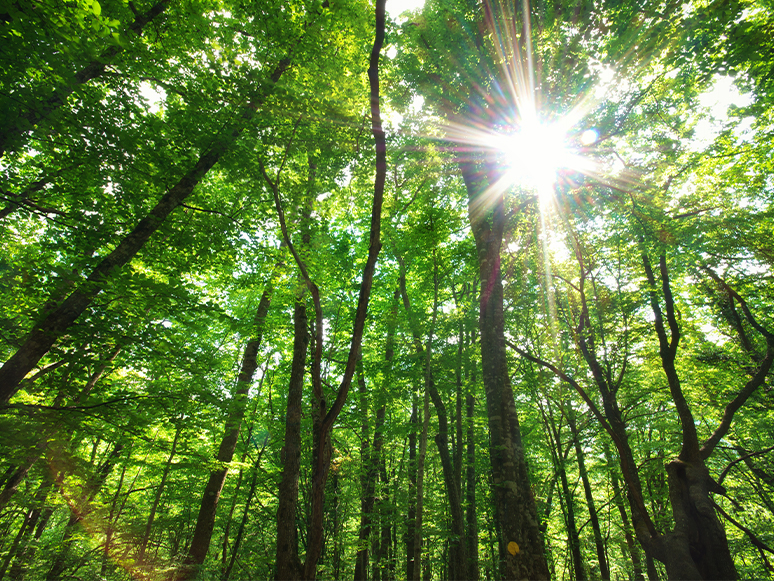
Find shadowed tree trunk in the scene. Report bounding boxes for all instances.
[274,296,309,581]
[174,275,276,581]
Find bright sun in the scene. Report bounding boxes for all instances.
[495,118,573,194]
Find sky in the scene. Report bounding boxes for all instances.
[386,0,425,22]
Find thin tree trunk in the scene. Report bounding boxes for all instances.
[4,473,53,580]
[300,2,386,575]
[406,401,417,581]
[101,449,130,577]
[0,59,289,403]
[412,388,430,581]
[354,364,377,580]
[399,254,467,580]
[175,276,276,581]
[48,442,124,579]
[140,423,182,564]
[569,408,610,580]
[605,438,645,581]
[465,391,479,581]
[224,435,268,581]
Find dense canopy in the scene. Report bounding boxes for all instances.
[1,0,773,580]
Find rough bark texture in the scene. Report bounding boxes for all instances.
[460,158,549,580]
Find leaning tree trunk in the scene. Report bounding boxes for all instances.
[460,158,549,580]
[0,58,289,403]
[173,276,276,581]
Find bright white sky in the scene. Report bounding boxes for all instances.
[386,0,425,22]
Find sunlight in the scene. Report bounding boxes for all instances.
[494,117,574,195]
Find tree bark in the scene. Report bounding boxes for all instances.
[174,276,275,581]
[140,422,182,564]
[354,365,377,580]
[569,408,610,580]
[460,158,549,580]
[274,297,309,581]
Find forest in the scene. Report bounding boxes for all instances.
[1,0,773,579]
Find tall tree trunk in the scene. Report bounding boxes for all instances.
[604,439,645,581]
[412,389,430,581]
[174,276,275,581]
[643,254,743,580]
[0,0,171,161]
[460,159,549,580]
[0,59,289,403]
[140,422,182,564]
[354,364,377,580]
[101,450,130,577]
[568,408,610,580]
[406,400,418,581]
[399,256,467,580]
[300,2,386,576]
[274,296,309,581]
[540,399,584,581]
[3,473,53,580]
[223,435,268,581]
[465,391,479,581]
